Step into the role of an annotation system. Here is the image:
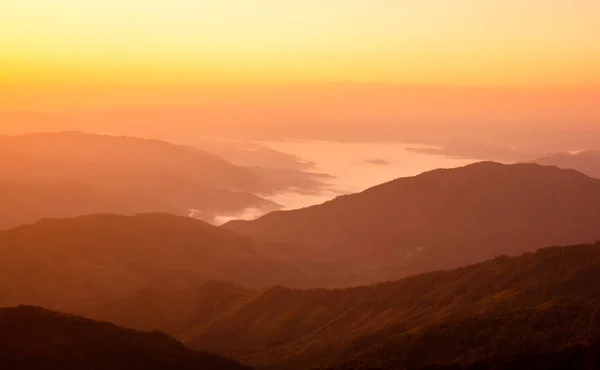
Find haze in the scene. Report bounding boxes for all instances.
[3,3,600,369]
[2,1,600,145]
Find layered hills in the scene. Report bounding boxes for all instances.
[0,213,332,309]
[80,242,600,369]
[4,159,600,369]
[0,132,280,227]
[226,162,600,284]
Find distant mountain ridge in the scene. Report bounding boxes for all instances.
[533,150,600,179]
[226,161,600,284]
[0,131,270,190]
[0,131,280,226]
[5,158,600,369]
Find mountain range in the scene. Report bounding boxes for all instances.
[4,161,600,309]
[0,132,290,227]
[226,161,600,284]
[0,213,339,310]
[4,135,600,370]
[79,242,600,369]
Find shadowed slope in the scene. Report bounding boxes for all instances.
[79,280,256,342]
[0,213,322,309]
[226,162,600,284]
[0,306,252,370]
[83,243,600,369]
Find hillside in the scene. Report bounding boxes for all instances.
[338,304,600,369]
[226,162,600,284]
[0,182,172,230]
[333,343,600,370]
[434,344,600,370]
[81,242,600,369]
[0,213,328,309]
[0,306,251,370]
[0,132,280,224]
[79,281,256,342]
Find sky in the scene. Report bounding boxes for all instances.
[1,0,599,137]
[3,0,600,86]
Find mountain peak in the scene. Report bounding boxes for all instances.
[226,162,600,285]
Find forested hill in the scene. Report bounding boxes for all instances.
[82,242,600,369]
[330,343,600,370]
[0,306,252,370]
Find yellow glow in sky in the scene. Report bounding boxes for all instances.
[1,0,600,86]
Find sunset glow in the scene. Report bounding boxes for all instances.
[2,0,600,87]
[5,3,600,367]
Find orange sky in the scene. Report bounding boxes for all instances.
[3,0,600,85]
[1,0,599,131]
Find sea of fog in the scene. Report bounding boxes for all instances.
[213,141,475,224]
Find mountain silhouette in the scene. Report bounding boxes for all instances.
[226,162,600,284]
[81,242,600,369]
[0,213,328,309]
[0,132,280,224]
[0,306,252,370]
[0,182,172,230]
